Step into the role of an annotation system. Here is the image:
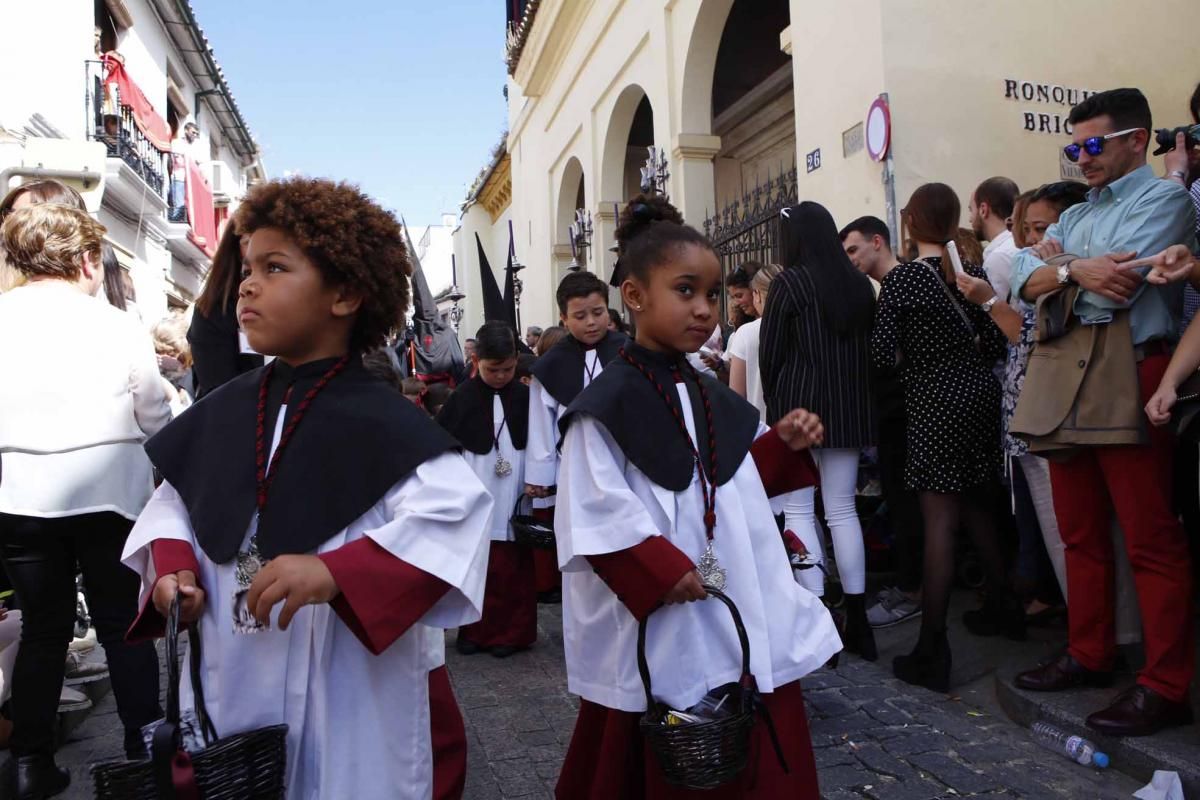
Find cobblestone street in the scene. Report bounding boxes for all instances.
[54,603,1146,799]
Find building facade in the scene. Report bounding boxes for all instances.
[0,0,264,324]
[452,0,1197,335]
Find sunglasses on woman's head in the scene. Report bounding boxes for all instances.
[1062,128,1143,163]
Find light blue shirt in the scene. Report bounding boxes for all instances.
[1011,165,1198,345]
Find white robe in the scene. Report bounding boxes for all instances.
[460,395,527,542]
[555,382,842,713]
[122,451,493,800]
[525,350,603,509]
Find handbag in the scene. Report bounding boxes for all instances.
[510,493,556,550]
[92,595,289,799]
[915,258,981,353]
[1170,370,1200,442]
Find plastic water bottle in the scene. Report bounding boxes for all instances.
[1030,721,1109,769]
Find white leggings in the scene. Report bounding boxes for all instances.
[784,448,866,596]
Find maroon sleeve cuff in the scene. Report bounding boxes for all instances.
[126,539,202,643]
[319,538,452,655]
[751,428,820,498]
[782,529,807,557]
[586,537,695,622]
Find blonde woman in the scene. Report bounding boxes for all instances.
[0,204,171,795]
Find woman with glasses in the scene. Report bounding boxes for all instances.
[760,202,878,661]
[871,183,1014,692]
[0,204,171,797]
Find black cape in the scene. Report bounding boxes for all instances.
[559,341,760,491]
[146,356,459,564]
[529,331,628,407]
[435,377,529,456]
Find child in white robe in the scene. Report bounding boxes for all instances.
[122,178,493,800]
[437,321,537,657]
[525,272,628,598]
[553,194,842,799]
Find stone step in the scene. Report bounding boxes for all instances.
[995,655,1200,797]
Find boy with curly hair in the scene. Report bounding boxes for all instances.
[121,178,493,799]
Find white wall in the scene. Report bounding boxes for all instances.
[0,0,94,136]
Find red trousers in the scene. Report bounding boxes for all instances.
[458,540,538,648]
[1049,354,1195,701]
[554,680,819,800]
[429,666,466,800]
[532,506,562,594]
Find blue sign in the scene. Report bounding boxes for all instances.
[806,148,822,173]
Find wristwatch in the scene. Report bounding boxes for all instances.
[1056,263,1073,285]
[980,295,999,313]
[1168,169,1188,183]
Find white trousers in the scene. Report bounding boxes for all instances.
[784,448,866,595]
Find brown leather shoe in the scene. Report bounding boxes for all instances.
[1086,685,1194,737]
[1015,652,1113,692]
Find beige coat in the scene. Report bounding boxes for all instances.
[1010,284,1145,458]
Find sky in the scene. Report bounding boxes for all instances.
[198,1,509,227]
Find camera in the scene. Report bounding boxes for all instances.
[1152,124,1200,156]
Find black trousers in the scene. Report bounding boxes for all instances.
[0,511,161,756]
[877,413,925,593]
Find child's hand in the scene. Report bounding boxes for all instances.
[775,409,824,450]
[1146,383,1178,427]
[153,570,206,624]
[245,555,340,631]
[663,570,707,605]
[525,483,551,499]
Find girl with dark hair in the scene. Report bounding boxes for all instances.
[553,193,840,800]
[436,321,536,658]
[99,243,126,311]
[187,223,264,398]
[871,182,1014,693]
[759,202,878,660]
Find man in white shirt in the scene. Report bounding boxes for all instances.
[969,176,1021,303]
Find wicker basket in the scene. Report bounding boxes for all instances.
[638,588,758,790]
[510,494,556,550]
[92,596,288,799]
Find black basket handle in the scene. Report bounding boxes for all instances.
[165,593,218,744]
[636,587,751,712]
[511,492,530,517]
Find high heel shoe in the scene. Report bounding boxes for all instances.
[892,629,952,693]
[963,592,1026,641]
[14,754,70,800]
[841,594,878,662]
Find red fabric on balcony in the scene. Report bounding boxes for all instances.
[186,158,217,257]
[102,53,171,151]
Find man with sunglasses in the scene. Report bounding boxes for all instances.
[1010,87,1197,738]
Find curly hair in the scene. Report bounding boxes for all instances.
[233,178,411,352]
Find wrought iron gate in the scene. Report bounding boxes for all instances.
[702,166,798,320]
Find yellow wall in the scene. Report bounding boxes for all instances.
[791,0,1200,234]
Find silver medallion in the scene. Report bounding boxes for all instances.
[494,455,513,478]
[233,537,269,634]
[696,542,726,591]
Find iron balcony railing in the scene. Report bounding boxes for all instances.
[84,59,169,204]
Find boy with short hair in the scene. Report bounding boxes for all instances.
[122,178,493,799]
[525,273,627,595]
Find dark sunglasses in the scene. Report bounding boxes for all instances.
[1062,128,1143,162]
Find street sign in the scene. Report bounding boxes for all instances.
[806,148,822,173]
[866,97,891,162]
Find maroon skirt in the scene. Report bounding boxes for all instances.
[459,540,538,648]
[430,666,467,800]
[555,679,819,800]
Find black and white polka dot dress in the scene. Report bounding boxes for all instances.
[870,258,1007,493]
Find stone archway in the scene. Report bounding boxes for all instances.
[599,84,654,206]
[554,156,585,278]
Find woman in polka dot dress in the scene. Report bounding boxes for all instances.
[870,183,1019,693]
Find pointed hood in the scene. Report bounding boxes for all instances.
[402,219,465,382]
[476,232,508,322]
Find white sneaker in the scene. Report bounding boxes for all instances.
[68,627,97,653]
[65,649,109,684]
[866,586,921,628]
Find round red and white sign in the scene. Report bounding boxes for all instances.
[866,97,891,162]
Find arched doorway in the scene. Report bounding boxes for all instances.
[555,156,586,278]
[600,85,655,207]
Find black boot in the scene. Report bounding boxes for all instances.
[15,754,70,800]
[841,594,878,662]
[893,627,952,693]
[963,591,1026,641]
